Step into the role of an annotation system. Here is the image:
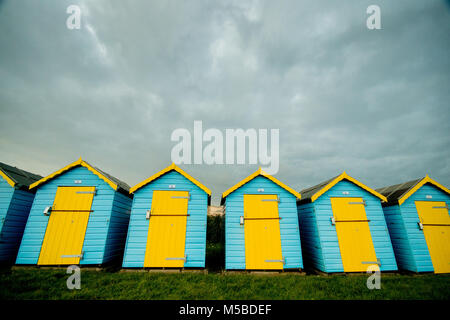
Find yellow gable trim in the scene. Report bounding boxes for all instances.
[130,163,211,195]
[398,175,450,205]
[29,158,118,191]
[310,172,387,203]
[0,169,16,188]
[221,168,301,200]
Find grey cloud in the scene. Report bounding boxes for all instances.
[0,0,449,204]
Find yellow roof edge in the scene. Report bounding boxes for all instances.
[221,170,261,199]
[130,163,211,195]
[311,172,388,203]
[0,169,16,188]
[29,158,118,191]
[80,160,118,191]
[221,169,301,200]
[398,176,450,205]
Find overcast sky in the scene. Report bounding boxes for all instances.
[0,0,449,204]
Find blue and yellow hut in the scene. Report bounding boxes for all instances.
[221,168,302,271]
[297,172,397,273]
[122,163,210,268]
[377,176,450,273]
[16,158,132,266]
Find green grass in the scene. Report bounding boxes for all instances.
[0,267,449,300]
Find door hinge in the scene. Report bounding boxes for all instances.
[61,252,84,259]
[240,216,282,225]
[331,216,336,225]
[261,196,280,203]
[76,188,96,195]
[171,193,190,200]
[165,255,187,261]
[265,257,286,265]
[349,200,366,206]
[146,209,151,219]
[418,222,424,230]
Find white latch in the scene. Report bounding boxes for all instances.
[362,259,381,266]
[43,206,52,216]
[146,210,151,219]
[240,216,244,225]
[331,216,336,225]
[418,222,424,230]
[432,204,449,210]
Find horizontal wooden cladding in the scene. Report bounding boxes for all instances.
[0,177,35,263]
[383,184,450,273]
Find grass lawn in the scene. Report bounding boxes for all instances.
[0,267,449,300]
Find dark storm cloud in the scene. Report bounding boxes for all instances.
[0,0,449,204]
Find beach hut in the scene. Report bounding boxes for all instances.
[297,172,397,273]
[377,176,450,273]
[0,162,42,264]
[15,158,132,266]
[122,163,210,269]
[221,168,302,271]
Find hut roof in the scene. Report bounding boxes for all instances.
[0,161,43,189]
[30,158,130,193]
[376,175,450,205]
[299,172,387,203]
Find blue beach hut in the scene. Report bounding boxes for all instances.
[377,176,450,273]
[221,168,303,271]
[122,163,210,269]
[16,158,132,266]
[0,162,42,264]
[297,172,397,273]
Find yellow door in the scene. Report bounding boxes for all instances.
[38,186,95,265]
[331,197,377,272]
[244,194,283,270]
[144,190,189,268]
[415,201,450,273]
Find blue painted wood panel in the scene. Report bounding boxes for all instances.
[0,176,14,235]
[122,170,208,268]
[15,166,131,265]
[382,205,416,271]
[0,177,36,263]
[103,192,132,263]
[225,176,302,270]
[297,202,325,271]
